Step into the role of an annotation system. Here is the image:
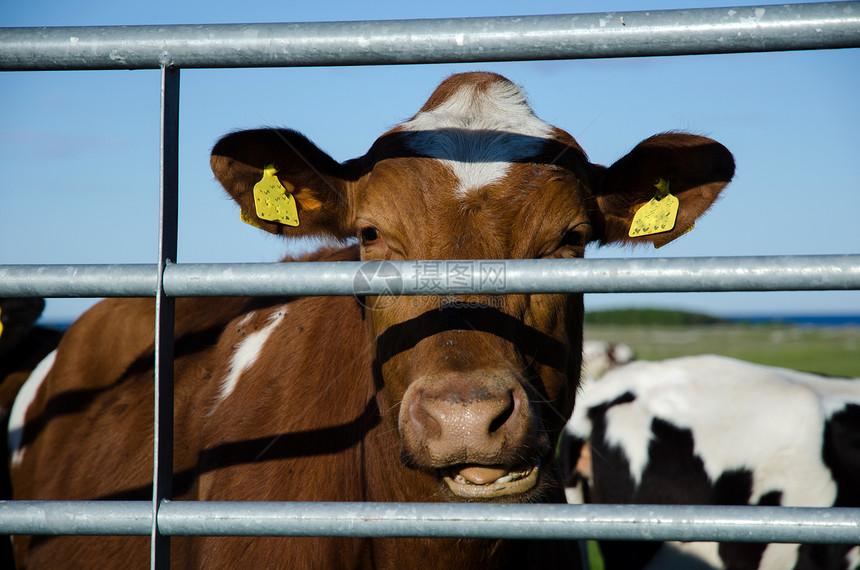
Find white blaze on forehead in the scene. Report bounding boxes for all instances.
[8,349,57,466]
[216,308,287,404]
[400,80,554,196]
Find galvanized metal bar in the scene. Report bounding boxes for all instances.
[1,2,858,71]
[1,501,858,544]
[0,501,153,535]
[152,64,179,570]
[162,255,860,296]
[0,264,157,297]
[158,503,860,544]
[1,255,859,298]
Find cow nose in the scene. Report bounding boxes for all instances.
[415,389,515,440]
[403,379,531,466]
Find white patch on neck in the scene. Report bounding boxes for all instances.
[215,308,287,405]
[400,80,553,197]
[8,349,57,466]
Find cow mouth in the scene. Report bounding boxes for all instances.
[440,463,539,499]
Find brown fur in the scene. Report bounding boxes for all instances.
[9,72,734,569]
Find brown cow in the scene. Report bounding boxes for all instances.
[7,72,734,569]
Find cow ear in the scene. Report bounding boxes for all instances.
[591,133,735,248]
[211,129,355,239]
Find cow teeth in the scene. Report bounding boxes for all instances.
[495,469,528,484]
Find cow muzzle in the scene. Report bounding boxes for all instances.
[398,372,542,499]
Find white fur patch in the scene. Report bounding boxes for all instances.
[759,543,802,570]
[564,482,586,504]
[400,79,553,196]
[215,308,286,404]
[235,312,254,330]
[649,542,802,570]
[643,542,721,569]
[845,545,860,570]
[8,349,57,466]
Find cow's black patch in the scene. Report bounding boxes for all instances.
[586,391,638,505]
[714,479,779,570]
[794,404,860,570]
[636,418,711,504]
[756,490,783,507]
[793,543,855,570]
[711,468,753,505]
[593,414,785,570]
[822,403,860,508]
[584,392,663,569]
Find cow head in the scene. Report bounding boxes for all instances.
[211,72,733,501]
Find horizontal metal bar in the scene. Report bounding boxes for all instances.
[0,501,152,535]
[0,255,858,298]
[160,502,860,543]
[1,501,857,544]
[1,3,858,71]
[0,264,157,297]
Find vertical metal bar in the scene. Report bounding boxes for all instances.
[153,64,179,570]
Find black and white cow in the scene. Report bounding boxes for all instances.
[562,354,860,570]
[581,340,635,382]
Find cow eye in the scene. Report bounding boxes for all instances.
[561,226,590,249]
[553,224,592,258]
[359,226,380,245]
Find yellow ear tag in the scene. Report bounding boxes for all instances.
[252,164,299,227]
[655,223,695,249]
[240,208,268,230]
[628,177,679,238]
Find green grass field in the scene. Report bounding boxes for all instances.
[584,323,860,377]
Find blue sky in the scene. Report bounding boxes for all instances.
[2,0,859,322]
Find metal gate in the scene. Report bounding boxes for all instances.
[2,3,860,569]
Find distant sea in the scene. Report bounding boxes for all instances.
[37,320,74,332]
[727,314,860,327]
